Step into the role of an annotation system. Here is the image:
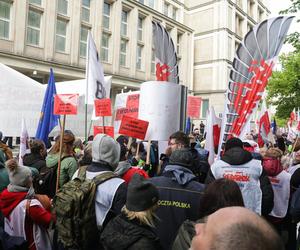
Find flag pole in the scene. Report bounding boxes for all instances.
[56,114,66,194]
[85,33,91,143]
[146,139,151,165]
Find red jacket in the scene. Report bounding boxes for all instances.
[122,167,149,184]
[0,189,53,250]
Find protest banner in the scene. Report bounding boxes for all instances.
[139,81,181,141]
[119,115,149,140]
[187,96,201,119]
[94,126,114,138]
[54,94,79,115]
[114,91,140,134]
[94,98,112,117]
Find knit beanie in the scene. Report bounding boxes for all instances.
[126,174,159,212]
[5,159,32,187]
[169,148,193,168]
[225,137,243,151]
[92,134,120,170]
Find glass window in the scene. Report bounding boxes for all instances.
[27,10,41,45]
[163,2,169,16]
[80,26,88,57]
[148,0,155,8]
[139,0,144,3]
[137,16,143,41]
[56,19,67,52]
[121,10,128,36]
[177,33,182,55]
[101,33,109,62]
[120,39,127,66]
[202,99,209,118]
[57,0,68,15]
[29,0,42,5]
[102,2,110,30]
[0,1,11,39]
[81,0,90,22]
[172,6,177,20]
[136,45,143,70]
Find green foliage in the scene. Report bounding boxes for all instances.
[279,0,300,51]
[267,52,300,119]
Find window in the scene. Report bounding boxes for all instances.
[27,10,42,46]
[101,33,109,62]
[172,6,177,20]
[137,16,143,41]
[148,0,154,8]
[228,36,232,60]
[151,49,155,74]
[57,0,68,15]
[136,45,143,70]
[102,2,110,30]
[80,26,88,57]
[121,10,128,36]
[0,1,11,39]
[29,0,42,5]
[56,19,67,52]
[177,33,182,55]
[235,15,243,37]
[163,2,169,16]
[138,0,144,4]
[202,99,209,118]
[120,39,127,66]
[82,0,90,22]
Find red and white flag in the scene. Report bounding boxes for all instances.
[205,107,221,165]
[257,101,272,147]
[289,108,296,127]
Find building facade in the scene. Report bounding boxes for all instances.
[0,0,269,121]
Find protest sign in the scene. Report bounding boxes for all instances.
[94,126,114,138]
[114,91,140,134]
[119,115,149,140]
[94,98,112,117]
[54,94,78,115]
[187,96,201,118]
[139,81,181,140]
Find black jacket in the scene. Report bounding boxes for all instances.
[23,153,46,172]
[100,213,162,250]
[205,147,274,216]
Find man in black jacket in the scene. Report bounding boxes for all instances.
[205,137,274,216]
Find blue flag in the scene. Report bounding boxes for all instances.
[271,118,277,135]
[185,117,191,134]
[35,68,59,145]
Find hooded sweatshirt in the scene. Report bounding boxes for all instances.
[115,161,149,184]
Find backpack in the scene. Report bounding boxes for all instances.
[53,166,117,250]
[33,155,74,198]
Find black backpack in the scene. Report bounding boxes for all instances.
[33,155,74,198]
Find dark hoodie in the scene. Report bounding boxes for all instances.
[205,147,274,216]
[23,153,46,172]
[101,212,162,250]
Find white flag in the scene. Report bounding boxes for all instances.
[85,32,111,104]
[205,107,222,165]
[19,118,29,166]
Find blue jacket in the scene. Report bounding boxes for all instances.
[149,165,204,250]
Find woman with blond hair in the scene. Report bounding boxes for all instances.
[46,131,78,188]
[100,174,161,250]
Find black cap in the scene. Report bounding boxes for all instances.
[169,148,193,168]
[225,137,243,151]
[126,174,159,212]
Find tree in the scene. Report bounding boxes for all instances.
[267,52,300,120]
[280,0,300,51]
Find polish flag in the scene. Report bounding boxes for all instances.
[205,107,221,165]
[289,108,296,127]
[257,101,272,147]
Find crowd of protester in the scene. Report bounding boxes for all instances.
[0,128,299,250]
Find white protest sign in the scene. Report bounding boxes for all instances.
[138,81,181,141]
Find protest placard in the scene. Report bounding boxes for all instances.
[54,94,78,115]
[94,126,114,138]
[187,96,202,118]
[119,115,149,140]
[94,98,112,117]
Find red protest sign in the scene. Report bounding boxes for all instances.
[115,93,140,121]
[54,94,78,115]
[119,115,149,140]
[94,126,114,138]
[187,96,202,118]
[94,98,112,117]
